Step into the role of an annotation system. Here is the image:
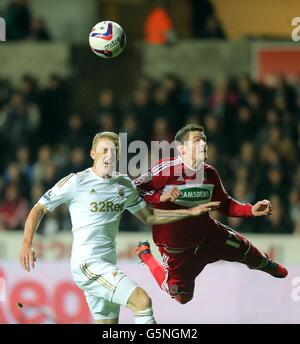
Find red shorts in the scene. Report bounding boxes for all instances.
[158,220,250,297]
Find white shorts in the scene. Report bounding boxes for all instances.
[71,260,138,320]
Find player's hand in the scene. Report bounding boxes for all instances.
[251,200,272,216]
[19,244,37,272]
[160,187,182,203]
[189,201,221,217]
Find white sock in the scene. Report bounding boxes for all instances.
[134,307,156,324]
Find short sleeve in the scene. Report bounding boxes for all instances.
[38,173,77,212]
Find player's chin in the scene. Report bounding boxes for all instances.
[105,166,114,175]
[199,152,207,161]
[199,155,207,163]
[99,165,112,177]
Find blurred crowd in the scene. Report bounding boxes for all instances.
[1,0,51,41]
[0,72,299,235]
[1,0,224,44]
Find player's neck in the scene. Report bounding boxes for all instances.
[91,166,112,179]
[179,156,202,171]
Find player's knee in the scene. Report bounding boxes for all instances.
[174,293,193,304]
[227,231,251,261]
[128,287,152,312]
[136,288,152,310]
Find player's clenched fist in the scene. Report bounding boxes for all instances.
[160,187,182,202]
[251,199,272,216]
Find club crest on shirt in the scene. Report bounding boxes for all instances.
[118,186,125,197]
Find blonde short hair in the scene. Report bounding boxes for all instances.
[92,131,120,153]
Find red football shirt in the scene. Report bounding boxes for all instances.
[133,156,253,249]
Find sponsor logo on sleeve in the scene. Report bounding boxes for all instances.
[43,189,56,201]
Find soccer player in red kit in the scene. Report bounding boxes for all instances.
[134,124,288,304]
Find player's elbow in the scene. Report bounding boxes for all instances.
[144,216,155,225]
[136,214,153,225]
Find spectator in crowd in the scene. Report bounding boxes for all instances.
[121,114,141,144]
[261,195,293,234]
[29,17,51,41]
[97,89,115,112]
[150,116,173,144]
[203,112,225,153]
[130,87,154,136]
[233,106,257,151]
[29,183,43,208]
[191,0,226,39]
[144,0,176,45]
[18,75,39,104]
[185,113,201,126]
[4,0,51,42]
[150,116,174,163]
[4,0,31,40]
[0,92,38,155]
[0,77,12,109]
[153,86,177,130]
[234,142,257,187]
[57,147,88,179]
[0,183,29,230]
[289,190,300,234]
[188,90,207,120]
[32,145,52,184]
[15,146,33,186]
[2,162,30,199]
[39,162,57,191]
[64,113,88,150]
[96,112,116,132]
[39,75,70,145]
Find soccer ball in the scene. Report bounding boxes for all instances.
[89,21,126,58]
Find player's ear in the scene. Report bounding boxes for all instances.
[176,143,185,156]
[90,148,96,160]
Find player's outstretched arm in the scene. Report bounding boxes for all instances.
[133,201,220,225]
[19,203,48,272]
[251,199,272,216]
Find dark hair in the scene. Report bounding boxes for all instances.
[175,124,204,144]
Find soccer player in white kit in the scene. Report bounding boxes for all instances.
[19,131,220,324]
